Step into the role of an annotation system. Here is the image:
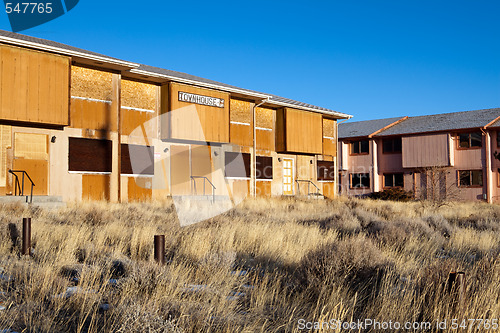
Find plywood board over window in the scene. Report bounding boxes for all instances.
[230,99,253,147]
[13,133,49,195]
[71,66,113,101]
[0,126,12,187]
[121,80,157,111]
[276,108,322,154]
[323,118,337,156]
[256,106,275,151]
[68,137,112,173]
[0,44,69,126]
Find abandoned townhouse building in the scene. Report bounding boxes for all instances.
[0,30,353,203]
[338,108,500,203]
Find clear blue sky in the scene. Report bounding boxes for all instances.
[1,1,499,121]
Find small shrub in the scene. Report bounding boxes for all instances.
[369,188,414,202]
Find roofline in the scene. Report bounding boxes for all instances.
[130,68,270,99]
[269,101,352,119]
[130,68,353,119]
[484,114,500,129]
[368,116,408,138]
[0,35,139,69]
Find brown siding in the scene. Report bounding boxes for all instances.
[0,44,69,126]
[167,82,229,143]
[402,134,450,168]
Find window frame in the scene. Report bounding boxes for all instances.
[457,170,483,188]
[350,140,369,155]
[457,131,483,150]
[350,173,370,189]
[68,137,112,174]
[497,131,500,148]
[383,173,404,188]
[382,137,402,154]
[256,155,273,180]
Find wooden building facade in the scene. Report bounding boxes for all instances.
[0,31,351,202]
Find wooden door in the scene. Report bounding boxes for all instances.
[283,158,294,195]
[13,133,49,195]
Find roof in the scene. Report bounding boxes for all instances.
[338,117,404,139]
[0,30,352,119]
[377,108,500,136]
[489,118,500,128]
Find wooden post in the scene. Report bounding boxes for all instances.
[154,235,165,265]
[22,217,31,256]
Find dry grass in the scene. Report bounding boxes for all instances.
[0,197,498,332]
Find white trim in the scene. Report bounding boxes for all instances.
[318,180,335,183]
[256,178,273,182]
[121,106,156,113]
[122,174,154,178]
[256,127,272,131]
[230,121,251,126]
[0,36,139,68]
[323,136,335,140]
[130,69,270,99]
[269,100,352,119]
[68,171,111,175]
[225,177,251,180]
[71,96,111,104]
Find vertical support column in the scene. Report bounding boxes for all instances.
[485,131,492,203]
[372,139,379,192]
[111,73,121,203]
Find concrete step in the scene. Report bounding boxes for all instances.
[172,195,232,202]
[0,195,66,209]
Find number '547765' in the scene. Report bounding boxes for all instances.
[5,3,53,14]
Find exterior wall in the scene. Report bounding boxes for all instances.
[342,139,373,196]
[491,130,500,203]
[402,133,450,168]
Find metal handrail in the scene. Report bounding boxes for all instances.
[8,170,35,204]
[295,179,321,196]
[190,176,216,202]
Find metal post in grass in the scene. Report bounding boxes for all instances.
[22,217,31,256]
[447,271,465,314]
[154,235,165,265]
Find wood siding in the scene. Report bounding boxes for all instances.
[70,98,114,131]
[276,108,322,154]
[402,134,450,168]
[0,44,69,126]
[323,118,337,156]
[166,83,229,143]
[127,177,152,201]
[82,174,110,201]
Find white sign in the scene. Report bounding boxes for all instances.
[178,91,225,108]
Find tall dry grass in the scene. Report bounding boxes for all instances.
[0,197,498,332]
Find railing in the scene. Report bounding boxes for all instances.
[295,179,321,196]
[8,170,35,204]
[190,176,216,202]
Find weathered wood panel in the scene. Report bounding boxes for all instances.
[256,129,274,151]
[230,98,252,124]
[121,108,156,137]
[322,182,336,199]
[323,118,337,155]
[128,177,152,201]
[121,79,157,111]
[12,159,48,195]
[82,174,110,201]
[0,44,69,125]
[276,108,322,154]
[70,98,114,131]
[256,181,271,197]
[230,123,252,147]
[402,134,450,168]
[167,83,229,143]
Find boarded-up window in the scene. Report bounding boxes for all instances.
[121,144,154,175]
[256,107,274,129]
[14,133,48,160]
[225,152,250,178]
[69,138,112,172]
[317,161,335,181]
[0,126,11,186]
[256,156,272,180]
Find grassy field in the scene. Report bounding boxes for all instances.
[0,197,499,332]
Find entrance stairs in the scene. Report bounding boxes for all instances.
[0,195,66,209]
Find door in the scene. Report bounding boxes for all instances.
[283,158,294,195]
[12,133,49,195]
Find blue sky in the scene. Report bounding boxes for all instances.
[1,0,499,121]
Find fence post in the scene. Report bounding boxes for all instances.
[154,235,165,265]
[22,217,31,256]
[447,271,465,315]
